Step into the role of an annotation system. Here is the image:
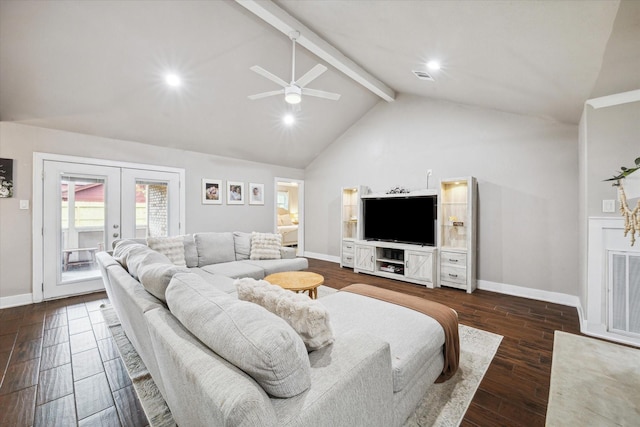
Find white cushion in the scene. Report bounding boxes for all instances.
[147,236,187,267]
[278,214,293,226]
[249,232,282,260]
[138,262,189,302]
[166,273,311,398]
[235,278,334,351]
[194,232,236,266]
[233,231,252,260]
[113,241,172,279]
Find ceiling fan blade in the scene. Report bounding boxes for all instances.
[295,64,327,88]
[250,65,288,88]
[302,88,341,101]
[248,89,284,100]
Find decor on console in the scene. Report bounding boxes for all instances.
[227,181,244,205]
[0,158,13,198]
[202,179,222,205]
[605,157,640,246]
[386,186,410,194]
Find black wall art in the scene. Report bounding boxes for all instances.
[0,158,13,198]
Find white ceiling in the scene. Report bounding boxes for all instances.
[0,1,634,169]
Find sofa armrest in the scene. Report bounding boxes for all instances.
[146,307,278,427]
[280,246,297,259]
[272,331,395,427]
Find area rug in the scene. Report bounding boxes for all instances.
[546,331,640,426]
[102,287,502,427]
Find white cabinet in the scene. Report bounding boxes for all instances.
[341,186,368,268]
[353,240,436,287]
[439,177,477,293]
[405,250,433,282]
[354,244,375,272]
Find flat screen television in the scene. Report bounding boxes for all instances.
[362,195,437,246]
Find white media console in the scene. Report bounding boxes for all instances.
[353,240,437,288]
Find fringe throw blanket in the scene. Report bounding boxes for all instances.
[341,283,460,382]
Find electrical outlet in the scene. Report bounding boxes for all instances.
[602,199,616,213]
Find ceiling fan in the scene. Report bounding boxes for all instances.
[248,31,341,105]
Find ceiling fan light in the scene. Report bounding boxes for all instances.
[284,85,302,104]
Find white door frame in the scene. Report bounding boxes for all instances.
[274,177,304,256]
[33,153,186,302]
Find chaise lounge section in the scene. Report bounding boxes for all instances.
[97,232,458,426]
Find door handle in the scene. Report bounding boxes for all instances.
[113,233,119,238]
[113,224,119,229]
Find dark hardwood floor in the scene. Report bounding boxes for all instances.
[0,259,581,426]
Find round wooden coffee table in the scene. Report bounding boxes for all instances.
[264,271,324,299]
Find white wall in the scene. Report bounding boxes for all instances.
[305,94,579,295]
[0,122,303,300]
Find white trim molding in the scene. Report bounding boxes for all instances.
[586,89,640,109]
[0,293,34,309]
[304,251,340,263]
[477,280,581,307]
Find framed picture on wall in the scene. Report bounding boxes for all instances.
[227,181,244,205]
[0,158,14,198]
[249,183,264,205]
[202,179,222,205]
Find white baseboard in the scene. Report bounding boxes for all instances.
[304,251,340,263]
[0,293,33,309]
[477,279,580,307]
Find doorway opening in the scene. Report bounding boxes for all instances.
[274,178,304,256]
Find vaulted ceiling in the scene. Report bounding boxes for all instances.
[0,1,637,168]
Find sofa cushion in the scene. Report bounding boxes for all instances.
[113,242,173,279]
[243,258,309,276]
[182,234,199,268]
[189,268,238,294]
[249,232,282,260]
[165,273,311,398]
[138,262,190,303]
[194,232,236,266]
[236,278,334,351]
[233,231,252,261]
[147,236,187,267]
[320,291,444,393]
[201,262,265,280]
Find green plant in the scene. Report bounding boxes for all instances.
[604,157,640,185]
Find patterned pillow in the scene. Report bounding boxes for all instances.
[147,236,187,267]
[235,278,334,351]
[249,232,282,260]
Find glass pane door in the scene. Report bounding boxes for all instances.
[43,161,120,299]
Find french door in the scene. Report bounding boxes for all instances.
[41,159,181,300]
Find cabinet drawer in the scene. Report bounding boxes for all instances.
[342,241,355,253]
[441,251,466,266]
[440,265,466,285]
[342,254,354,267]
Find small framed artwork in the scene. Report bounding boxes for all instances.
[202,179,222,205]
[227,181,244,205]
[249,183,264,205]
[0,158,14,198]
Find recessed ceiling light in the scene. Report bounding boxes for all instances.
[165,73,181,87]
[426,60,441,71]
[283,114,295,126]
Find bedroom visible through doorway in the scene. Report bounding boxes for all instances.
[274,178,304,256]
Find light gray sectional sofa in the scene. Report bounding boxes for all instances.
[97,232,447,427]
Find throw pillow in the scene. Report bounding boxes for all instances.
[278,214,293,226]
[233,231,252,261]
[138,262,190,303]
[147,236,187,267]
[194,232,236,266]
[113,241,173,278]
[235,278,335,351]
[249,232,282,260]
[166,273,311,398]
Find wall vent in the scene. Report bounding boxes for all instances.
[412,70,434,81]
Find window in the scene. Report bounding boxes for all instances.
[277,191,289,210]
